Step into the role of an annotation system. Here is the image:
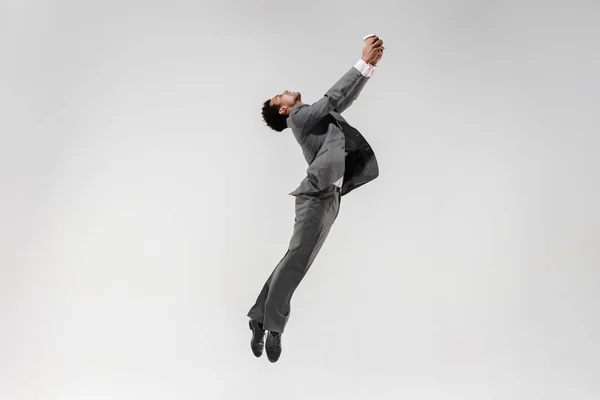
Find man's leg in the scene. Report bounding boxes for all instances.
[247,185,341,333]
[246,250,289,324]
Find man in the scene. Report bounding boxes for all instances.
[248,34,385,363]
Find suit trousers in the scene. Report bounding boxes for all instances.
[247,184,342,333]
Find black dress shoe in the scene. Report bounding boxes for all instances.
[265,331,282,363]
[249,319,266,357]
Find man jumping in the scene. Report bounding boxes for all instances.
[247,34,385,362]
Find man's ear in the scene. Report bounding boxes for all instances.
[279,107,288,115]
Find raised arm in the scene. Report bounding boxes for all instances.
[336,35,384,114]
[289,66,364,132]
[290,35,384,131]
[334,60,373,114]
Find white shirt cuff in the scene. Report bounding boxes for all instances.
[354,58,376,78]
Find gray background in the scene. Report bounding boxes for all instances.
[1,0,599,399]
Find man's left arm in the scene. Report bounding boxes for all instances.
[334,59,376,114]
[335,34,379,114]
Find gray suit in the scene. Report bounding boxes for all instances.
[247,65,380,333]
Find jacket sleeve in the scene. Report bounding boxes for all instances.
[334,74,369,114]
[289,66,364,132]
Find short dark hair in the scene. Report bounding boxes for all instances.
[261,99,288,132]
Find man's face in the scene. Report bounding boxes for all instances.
[270,90,301,115]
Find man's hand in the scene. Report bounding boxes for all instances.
[361,36,384,66]
[370,48,384,66]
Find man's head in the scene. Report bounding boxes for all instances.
[261,90,303,132]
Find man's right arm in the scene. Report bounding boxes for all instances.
[289,65,365,132]
[290,36,382,132]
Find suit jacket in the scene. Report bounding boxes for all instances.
[286,65,379,197]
